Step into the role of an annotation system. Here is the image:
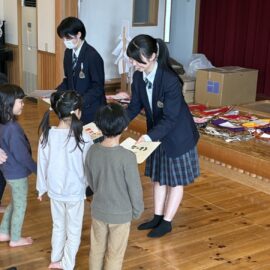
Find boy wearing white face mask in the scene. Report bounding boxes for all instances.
[56,17,106,126]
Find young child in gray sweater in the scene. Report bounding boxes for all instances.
[85,103,144,270]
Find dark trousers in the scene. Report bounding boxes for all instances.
[0,171,6,203]
[86,186,93,197]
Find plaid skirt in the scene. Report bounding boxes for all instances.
[145,145,200,187]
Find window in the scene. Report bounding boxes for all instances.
[132,0,159,26]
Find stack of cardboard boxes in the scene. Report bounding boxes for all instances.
[171,59,196,104]
[180,74,196,104]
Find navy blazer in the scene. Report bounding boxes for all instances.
[126,67,199,158]
[57,41,106,124]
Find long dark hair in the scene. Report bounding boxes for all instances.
[127,34,179,77]
[0,84,25,124]
[39,90,85,151]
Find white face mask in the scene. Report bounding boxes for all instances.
[64,39,77,49]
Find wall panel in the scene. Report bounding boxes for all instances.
[6,44,20,85]
[37,50,56,89]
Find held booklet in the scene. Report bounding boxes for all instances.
[83,122,103,141]
[120,137,160,164]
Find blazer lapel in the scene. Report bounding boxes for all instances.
[73,41,88,87]
[152,67,163,116]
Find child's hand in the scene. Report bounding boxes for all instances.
[37,196,42,201]
[0,148,7,164]
[136,136,146,144]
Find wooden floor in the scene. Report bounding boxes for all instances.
[1,100,270,269]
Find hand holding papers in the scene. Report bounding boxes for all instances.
[83,122,103,141]
[106,92,130,104]
[120,137,160,164]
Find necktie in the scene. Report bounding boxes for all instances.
[145,78,152,89]
[72,53,78,71]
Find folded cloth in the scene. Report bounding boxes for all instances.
[211,118,245,132]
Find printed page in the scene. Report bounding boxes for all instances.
[83,122,103,141]
[120,137,160,164]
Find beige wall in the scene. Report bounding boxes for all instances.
[3,0,18,45]
[167,0,197,68]
[80,0,166,80]
[0,0,4,19]
[37,0,55,53]
[2,0,55,51]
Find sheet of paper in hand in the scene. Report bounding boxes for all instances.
[83,122,103,141]
[28,90,56,98]
[120,137,160,164]
[42,98,51,104]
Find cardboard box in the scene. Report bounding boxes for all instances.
[195,67,258,106]
[180,74,195,104]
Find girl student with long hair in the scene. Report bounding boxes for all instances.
[0,84,36,247]
[37,90,93,270]
[126,34,200,238]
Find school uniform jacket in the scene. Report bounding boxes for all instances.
[126,67,199,158]
[57,41,106,124]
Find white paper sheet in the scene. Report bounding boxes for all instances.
[83,122,103,141]
[42,98,51,104]
[120,137,160,164]
[28,90,56,98]
[219,121,241,128]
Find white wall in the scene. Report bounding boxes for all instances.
[0,0,4,19]
[37,0,55,53]
[80,0,166,80]
[3,0,18,45]
[167,0,196,69]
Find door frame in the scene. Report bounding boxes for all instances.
[55,0,78,86]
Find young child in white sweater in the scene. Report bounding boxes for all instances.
[37,91,93,270]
